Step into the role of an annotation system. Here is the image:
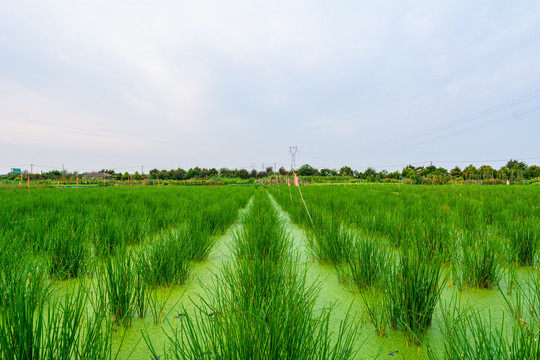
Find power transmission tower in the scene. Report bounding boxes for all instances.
[289,146,298,171]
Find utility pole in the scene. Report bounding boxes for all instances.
[289,146,298,171]
[274,163,277,173]
[30,164,33,174]
[141,165,144,175]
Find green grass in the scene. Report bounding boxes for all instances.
[144,188,359,359]
[0,259,115,359]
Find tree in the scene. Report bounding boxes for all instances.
[525,165,540,179]
[363,167,377,179]
[149,169,159,179]
[421,165,436,176]
[296,164,319,176]
[463,164,478,180]
[320,168,336,176]
[506,159,527,172]
[187,167,201,179]
[208,168,219,177]
[339,166,353,177]
[479,165,495,180]
[387,171,400,179]
[278,167,288,175]
[171,168,187,180]
[450,166,462,178]
[236,169,250,179]
[402,166,416,179]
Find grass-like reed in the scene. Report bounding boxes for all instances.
[431,294,540,359]
[46,230,87,279]
[509,223,538,266]
[342,237,389,290]
[144,188,359,359]
[138,231,192,287]
[307,216,356,264]
[0,260,115,359]
[461,237,502,289]
[101,250,147,328]
[385,250,444,344]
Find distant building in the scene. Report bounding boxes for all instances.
[84,172,113,179]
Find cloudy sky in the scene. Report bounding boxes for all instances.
[1,1,539,174]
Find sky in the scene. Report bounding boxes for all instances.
[1,1,540,174]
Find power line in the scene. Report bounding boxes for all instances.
[304,88,540,159]
[350,156,540,171]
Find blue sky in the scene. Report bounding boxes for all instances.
[1,1,539,174]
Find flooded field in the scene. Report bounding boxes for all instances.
[1,184,539,358]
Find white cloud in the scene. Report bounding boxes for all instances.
[1,1,540,170]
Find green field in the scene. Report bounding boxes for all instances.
[1,184,539,359]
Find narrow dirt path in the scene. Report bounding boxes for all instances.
[116,196,254,360]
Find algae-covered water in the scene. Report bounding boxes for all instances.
[103,193,518,359]
[273,197,520,359]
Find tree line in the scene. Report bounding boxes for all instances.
[2,159,539,184]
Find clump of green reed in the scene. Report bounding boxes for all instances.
[307,215,356,264]
[502,270,540,321]
[342,237,389,290]
[0,260,49,358]
[144,188,359,359]
[385,250,444,344]
[100,250,147,328]
[0,260,115,359]
[45,230,87,279]
[360,286,389,337]
[503,262,518,295]
[138,231,192,287]
[145,263,358,360]
[509,224,538,266]
[461,237,502,289]
[182,219,215,261]
[147,286,175,325]
[430,294,540,360]
[233,191,290,263]
[40,284,116,359]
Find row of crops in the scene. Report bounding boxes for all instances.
[144,187,359,359]
[269,184,540,358]
[0,186,253,358]
[2,183,540,358]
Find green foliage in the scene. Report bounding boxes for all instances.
[296,164,319,176]
[138,232,192,287]
[144,188,359,359]
[343,237,389,290]
[0,261,114,359]
[307,216,356,264]
[100,250,147,328]
[385,251,444,344]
